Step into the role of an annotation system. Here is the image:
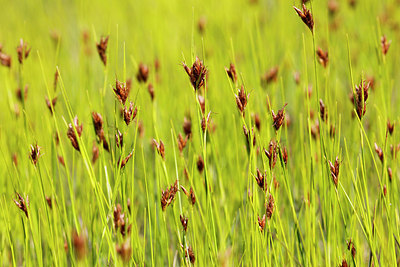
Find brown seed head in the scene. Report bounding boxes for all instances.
[374,143,384,163]
[197,155,204,174]
[92,142,99,164]
[136,62,149,83]
[264,140,278,170]
[180,214,188,232]
[387,120,394,135]
[201,111,211,133]
[118,151,133,169]
[351,80,370,119]
[116,129,123,148]
[153,139,165,160]
[328,0,339,16]
[96,35,109,66]
[67,116,83,151]
[235,85,248,115]
[29,143,41,166]
[258,214,266,232]
[72,230,86,260]
[147,83,154,100]
[317,48,329,68]
[266,193,275,219]
[123,102,138,126]
[0,51,11,67]
[388,167,392,182]
[282,146,288,166]
[184,246,195,264]
[198,95,206,114]
[16,39,31,64]
[183,116,192,136]
[116,241,132,262]
[16,85,28,102]
[198,16,206,33]
[13,193,29,218]
[58,155,65,167]
[225,63,237,83]
[45,196,52,209]
[272,103,287,131]
[255,168,265,191]
[381,35,391,55]
[294,4,314,32]
[254,113,261,131]
[45,96,58,114]
[262,66,279,85]
[328,157,340,186]
[113,79,129,105]
[161,180,178,211]
[177,133,188,153]
[182,56,207,90]
[319,99,327,122]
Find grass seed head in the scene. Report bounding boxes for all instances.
[387,120,394,135]
[264,140,277,170]
[13,193,29,218]
[16,85,28,102]
[96,35,109,66]
[198,95,206,114]
[182,56,207,90]
[197,155,204,174]
[116,241,132,262]
[177,133,188,153]
[0,51,11,67]
[16,39,31,64]
[118,151,133,169]
[29,143,41,166]
[388,167,392,182]
[225,62,237,83]
[374,143,384,163]
[317,48,329,68]
[271,103,287,131]
[255,168,266,191]
[116,129,123,148]
[261,66,279,85]
[147,83,155,100]
[92,142,99,164]
[123,102,138,126]
[161,180,178,211]
[258,214,266,232]
[136,62,149,83]
[266,193,275,219]
[294,4,314,32]
[72,230,87,260]
[381,35,391,55]
[153,139,165,160]
[45,196,52,209]
[67,116,83,151]
[180,214,188,232]
[183,116,192,136]
[45,96,58,114]
[114,79,129,105]
[329,157,340,186]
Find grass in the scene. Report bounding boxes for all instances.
[0,0,399,265]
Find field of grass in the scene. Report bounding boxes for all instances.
[0,0,400,266]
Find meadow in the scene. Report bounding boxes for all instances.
[0,0,399,266]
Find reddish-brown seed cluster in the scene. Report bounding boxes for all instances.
[67,116,83,151]
[266,193,275,219]
[116,241,132,262]
[184,245,195,264]
[182,56,208,90]
[72,230,87,260]
[255,168,266,191]
[113,204,132,237]
[243,125,256,151]
[328,157,340,187]
[381,35,391,55]
[0,48,11,67]
[235,85,248,115]
[198,95,206,114]
[254,113,261,131]
[153,139,165,160]
[45,196,53,209]
[388,167,393,182]
[201,111,211,133]
[198,16,206,34]
[271,103,287,131]
[225,63,237,83]
[114,79,130,105]
[118,151,133,169]
[183,117,192,136]
[45,96,58,114]
[16,85,28,102]
[387,120,394,135]
[29,143,41,166]
[16,39,31,64]
[282,146,288,166]
[311,120,320,140]
[347,239,356,258]
[96,35,109,66]
[13,193,29,218]
[136,63,149,83]
[374,143,384,163]
[264,140,278,170]
[92,112,109,151]
[350,80,370,119]
[147,83,155,101]
[294,4,314,32]
[161,180,178,211]
[317,48,329,68]
[258,214,266,232]
[92,143,99,164]
[261,66,279,85]
[340,259,348,267]
[116,129,123,148]
[180,214,188,232]
[319,99,327,122]
[123,102,138,126]
[181,186,196,205]
[197,155,204,174]
[177,133,188,153]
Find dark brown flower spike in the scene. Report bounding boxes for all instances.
[282,146,288,166]
[272,103,288,131]
[67,116,83,151]
[264,140,278,170]
[197,155,204,174]
[123,102,138,126]
[183,116,192,136]
[116,129,123,148]
[92,142,99,164]
[180,185,196,205]
[201,111,211,133]
[258,214,266,232]
[16,39,31,64]
[147,83,154,100]
[183,245,195,264]
[294,4,314,32]
[261,66,279,85]
[235,85,248,115]
[113,79,129,105]
[317,48,329,68]
[45,196,52,209]
[116,241,132,262]
[311,120,320,140]
[136,62,149,83]
[96,35,109,66]
[319,99,327,122]
[266,193,275,219]
[72,230,87,260]
[45,96,58,114]
[182,56,207,90]
[328,157,340,187]
[161,180,178,211]
[177,133,188,153]
[58,155,65,167]
[254,113,261,131]
[153,139,165,160]
[387,120,394,135]
[381,35,391,55]
[118,151,133,169]
[91,112,109,151]
[374,143,384,163]
[54,69,59,91]
[351,80,370,119]
[0,50,11,67]
[113,204,132,237]
[13,193,29,218]
[180,214,188,232]
[16,85,28,102]
[225,63,237,83]
[29,143,41,166]
[347,239,356,258]
[340,259,348,267]
[255,168,266,191]
[388,167,392,182]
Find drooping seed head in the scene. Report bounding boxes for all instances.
[96,35,109,66]
[136,62,149,83]
[271,103,288,131]
[317,48,329,68]
[29,143,41,166]
[293,4,314,32]
[225,63,237,83]
[182,56,208,90]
